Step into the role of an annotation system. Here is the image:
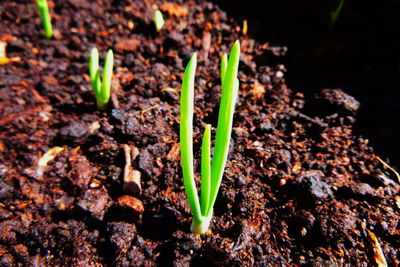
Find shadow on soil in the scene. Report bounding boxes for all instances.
[213,0,400,168]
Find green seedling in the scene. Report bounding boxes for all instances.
[89,48,114,110]
[154,10,164,31]
[180,41,240,234]
[36,0,53,39]
[330,0,345,27]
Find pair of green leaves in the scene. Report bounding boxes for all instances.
[89,48,114,110]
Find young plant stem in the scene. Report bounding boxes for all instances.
[89,48,100,96]
[200,124,211,215]
[180,41,240,234]
[206,40,240,217]
[36,0,53,39]
[98,49,113,110]
[190,211,212,234]
[180,52,202,224]
[89,48,113,110]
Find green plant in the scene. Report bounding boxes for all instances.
[180,41,240,234]
[36,0,53,39]
[330,0,345,27]
[89,48,114,110]
[154,10,164,31]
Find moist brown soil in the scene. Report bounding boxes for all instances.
[1,0,399,266]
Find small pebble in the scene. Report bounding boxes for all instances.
[117,195,144,214]
[77,188,110,220]
[275,71,284,78]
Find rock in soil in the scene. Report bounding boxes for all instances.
[77,188,111,220]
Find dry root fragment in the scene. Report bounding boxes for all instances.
[363,223,388,267]
[38,146,64,167]
[0,40,20,65]
[160,87,179,95]
[0,57,20,65]
[123,144,141,195]
[374,155,400,184]
[30,146,64,179]
[140,104,159,123]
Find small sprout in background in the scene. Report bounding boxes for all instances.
[36,0,53,39]
[330,0,345,27]
[180,41,240,234]
[154,10,165,31]
[89,48,114,110]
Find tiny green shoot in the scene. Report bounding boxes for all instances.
[180,41,240,234]
[330,0,345,27]
[89,48,114,110]
[154,10,165,31]
[36,0,53,39]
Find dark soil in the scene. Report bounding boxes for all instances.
[1,0,399,266]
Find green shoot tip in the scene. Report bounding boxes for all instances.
[154,10,165,31]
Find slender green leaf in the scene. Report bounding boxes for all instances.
[36,0,53,39]
[330,0,345,26]
[100,49,114,106]
[89,48,100,96]
[180,53,202,222]
[206,40,240,216]
[200,124,211,216]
